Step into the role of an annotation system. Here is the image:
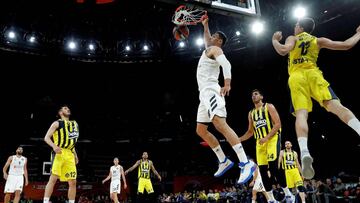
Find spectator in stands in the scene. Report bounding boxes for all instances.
[333,178,346,196]
[207,189,216,202]
[213,189,220,201]
[317,180,335,203]
[305,179,318,203]
[326,178,335,190]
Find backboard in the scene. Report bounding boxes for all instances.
[157,0,260,17]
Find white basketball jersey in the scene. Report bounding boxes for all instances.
[8,155,26,176]
[111,165,122,181]
[196,49,221,91]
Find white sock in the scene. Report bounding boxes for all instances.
[68,200,75,203]
[348,118,360,136]
[232,143,248,163]
[251,200,256,203]
[297,137,309,157]
[212,145,226,162]
[267,191,275,201]
[283,187,292,196]
[43,197,49,203]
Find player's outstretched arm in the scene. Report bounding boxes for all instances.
[202,15,210,48]
[150,161,161,181]
[124,160,140,175]
[318,25,360,50]
[102,169,111,184]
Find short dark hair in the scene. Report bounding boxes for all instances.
[298,18,315,34]
[251,89,263,96]
[215,31,227,46]
[57,104,69,117]
[58,105,69,112]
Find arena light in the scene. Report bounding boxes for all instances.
[29,36,36,43]
[294,6,306,19]
[88,44,95,50]
[196,38,204,46]
[251,21,264,35]
[179,41,185,48]
[125,45,131,51]
[143,45,149,51]
[68,41,77,50]
[8,31,16,39]
[235,31,241,36]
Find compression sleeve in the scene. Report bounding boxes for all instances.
[215,54,231,79]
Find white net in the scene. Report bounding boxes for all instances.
[172,5,207,25]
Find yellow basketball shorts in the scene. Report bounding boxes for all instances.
[288,68,338,114]
[51,149,77,182]
[285,168,303,188]
[256,134,281,166]
[137,177,154,194]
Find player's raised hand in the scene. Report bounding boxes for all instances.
[357,25,360,33]
[201,14,208,26]
[272,31,283,41]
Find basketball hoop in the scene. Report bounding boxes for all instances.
[172,5,207,26]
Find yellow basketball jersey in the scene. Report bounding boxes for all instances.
[288,32,319,74]
[52,119,79,150]
[138,160,151,179]
[250,103,281,140]
[282,150,297,170]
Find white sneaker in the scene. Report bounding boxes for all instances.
[237,160,256,184]
[302,154,315,179]
[214,158,234,177]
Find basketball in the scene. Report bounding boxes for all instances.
[173,25,189,40]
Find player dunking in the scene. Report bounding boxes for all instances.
[2,146,29,203]
[196,15,255,184]
[272,18,360,179]
[102,157,127,203]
